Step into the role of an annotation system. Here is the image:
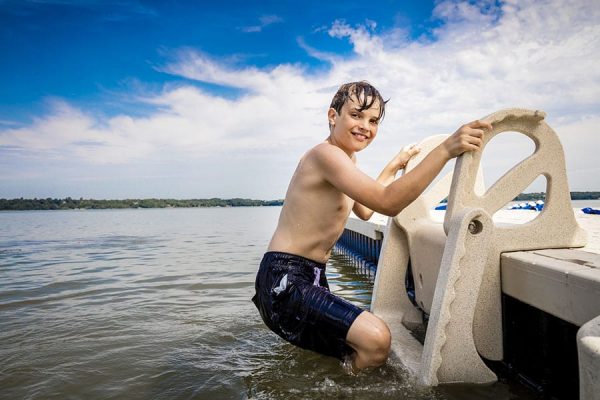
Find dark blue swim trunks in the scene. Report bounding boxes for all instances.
[252,251,364,360]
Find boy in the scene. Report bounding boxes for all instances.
[252,81,491,371]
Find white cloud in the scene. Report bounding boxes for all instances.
[328,19,384,56]
[1,0,599,198]
[240,14,283,33]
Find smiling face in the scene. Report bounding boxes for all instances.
[327,95,381,155]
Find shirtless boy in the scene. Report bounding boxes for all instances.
[252,81,491,371]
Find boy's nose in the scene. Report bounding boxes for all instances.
[358,119,369,131]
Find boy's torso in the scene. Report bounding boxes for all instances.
[268,144,354,263]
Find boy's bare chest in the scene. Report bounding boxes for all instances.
[318,184,353,217]
[291,157,353,216]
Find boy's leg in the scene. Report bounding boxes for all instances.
[345,311,391,370]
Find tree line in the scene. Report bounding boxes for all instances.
[513,192,600,201]
[0,197,284,211]
[1,192,598,211]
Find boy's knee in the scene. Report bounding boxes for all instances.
[375,325,392,355]
[364,319,391,365]
[347,312,392,367]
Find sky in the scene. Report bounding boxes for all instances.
[0,0,598,200]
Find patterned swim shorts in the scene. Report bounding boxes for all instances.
[252,251,364,359]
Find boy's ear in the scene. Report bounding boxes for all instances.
[328,108,337,127]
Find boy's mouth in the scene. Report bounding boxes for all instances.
[352,132,369,141]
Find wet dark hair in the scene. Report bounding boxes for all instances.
[329,81,388,124]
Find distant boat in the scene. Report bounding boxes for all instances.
[436,200,547,212]
[582,207,600,215]
[509,200,544,211]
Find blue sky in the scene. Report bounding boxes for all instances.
[1,0,599,199]
[0,0,435,121]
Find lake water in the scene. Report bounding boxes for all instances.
[2,204,594,399]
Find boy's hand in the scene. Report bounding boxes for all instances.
[394,143,420,170]
[442,120,492,159]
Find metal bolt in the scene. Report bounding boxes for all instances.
[468,219,483,234]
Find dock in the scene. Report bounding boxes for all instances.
[337,208,600,399]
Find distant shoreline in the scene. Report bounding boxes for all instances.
[513,191,600,201]
[0,198,284,211]
[1,192,598,211]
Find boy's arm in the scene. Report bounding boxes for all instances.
[352,144,420,220]
[316,120,490,217]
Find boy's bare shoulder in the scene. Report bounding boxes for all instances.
[306,142,335,156]
[304,142,352,165]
